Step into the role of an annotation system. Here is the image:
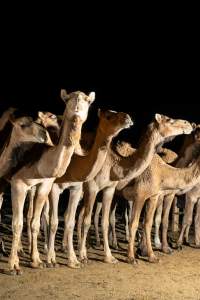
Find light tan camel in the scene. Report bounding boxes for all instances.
[0,114,52,255]
[46,110,133,268]
[121,127,200,264]
[149,125,200,253]
[78,114,193,264]
[7,90,95,275]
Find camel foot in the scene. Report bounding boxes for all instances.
[148,255,160,263]
[46,262,59,268]
[176,244,183,251]
[104,256,118,264]
[127,257,138,265]
[67,260,81,269]
[80,257,89,265]
[162,246,173,254]
[30,261,46,269]
[154,242,162,250]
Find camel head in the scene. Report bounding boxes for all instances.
[97,110,133,137]
[115,141,135,157]
[9,116,53,145]
[37,111,60,130]
[60,89,95,123]
[154,114,193,141]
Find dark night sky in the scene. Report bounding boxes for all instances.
[0,9,199,145]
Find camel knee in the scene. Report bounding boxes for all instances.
[31,219,40,234]
[50,221,58,233]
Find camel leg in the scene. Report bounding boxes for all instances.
[109,199,118,249]
[0,193,3,224]
[101,186,118,263]
[144,196,159,262]
[64,185,83,269]
[194,198,200,246]
[128,197,144,265]
[94,201,102,247]
[26,187,36,254]
[41,200,49,253]
[79,182,98,263]
[8,182,28,275]
[77,206,85,249]
[177,194,196,248]
[125,204,129,241]
[47,184,60,267]
[31,180,54,268]
[161,193,174,254]
[154,196,163,249]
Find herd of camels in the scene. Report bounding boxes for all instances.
[0,89,200,276]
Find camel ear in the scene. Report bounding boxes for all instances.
[192,122,196,129]
[88,92,95,103]
[155,113,163,124]
[97,108,101,118]
[38,111,45,119]
[60,89,69,102]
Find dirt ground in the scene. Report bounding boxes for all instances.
[1,214,200,300]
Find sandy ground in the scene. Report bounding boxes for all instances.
[1,213,200,300]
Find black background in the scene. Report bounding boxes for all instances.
[0,6,199,145]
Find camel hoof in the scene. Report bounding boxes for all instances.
[127,257,138,265]
[176,245,183,251]
[162,247,173,254]
[80,258,89,265]
[30,261,45,269]
[148,255,160,263]
[154,243,162,250]
[104,256,118,264]
[16,269,23,276]
[67,260,81,269]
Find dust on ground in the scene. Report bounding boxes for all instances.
[1,214,200,300]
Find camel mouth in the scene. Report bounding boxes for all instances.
[123,118,134,128]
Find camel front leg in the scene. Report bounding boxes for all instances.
[128,197,144,265]
[94,201,102,247]
[109,199,118,249]
[47,184,60,267]
[154,195,163,249]
[8,181,28,275]
[41,200,49,254]
[145,196,159,263]
[79,182,98,263]
[177,194,196,249]
[101,186,117,263]
[64,184,83,269]
[26,187,36,254]
[161,193,174,254]
[31,180,54,268]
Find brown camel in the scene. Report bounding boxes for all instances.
[46,109,133,268]
[7,89,95,275]
[78,114,193,264]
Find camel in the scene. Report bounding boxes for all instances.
[46,109,133,268]
[0,114,53,255]
[0,107,16,132]
[149,125,200,253]
[78,114,193,264]
[121,126,200,264]
[7,89,95,275]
